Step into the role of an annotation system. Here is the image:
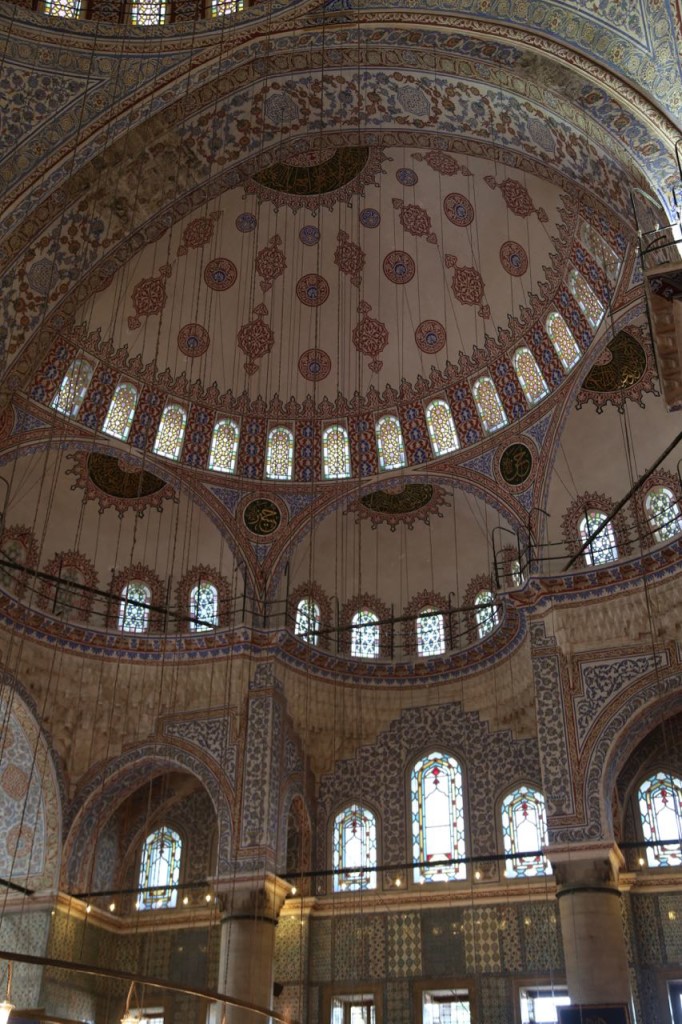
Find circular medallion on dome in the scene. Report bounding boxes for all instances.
[415,320,446,354]
[360,208,381,228]
[298,348,331,382]
[299,225,320,246]
[444,193,474,227]
[204,258,237,291]
[396,168,418,186]
[499,443,533,486]
[500,241,528,277]
[178,323,210,358]
[244,498,282,536]
[383,251,416,285]
[236,213,257,232]
[296,274,330,306]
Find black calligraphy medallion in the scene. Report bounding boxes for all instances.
[499,443,533,486]
[244,498,282,536]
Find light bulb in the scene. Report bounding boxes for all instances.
[291,885,297,896]
[85,904,92,914]
[182,896,189,906]
[394,878,401,887]
[205,893,212,903]
[474,870,481,880]
[109,902,116,912]
[0,1001,13,1024]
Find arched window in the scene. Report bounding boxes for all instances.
[189,582,218,631]
[209,419,240,473]
[138,826,182,910]
[45,0,81,15]
[416,608,445,657]
[51,358,94,417]
[332,805,377,891]
[411,751,466,882]
[472,377,508,434]
[154,404,187,461]
[638,771,682,867]
[131,0,166,22]
[295,598,321,645]
[578,220,621,284]
[501,786,551,878]
[375,415,406,472]
[474,591,499,639]
[546,312,580,370]
[322,425,351,480]
[510,560,523,588]
[103,382,138,441]
[567,267,605,329]
[119,582,152,633]
[645,486,682,543]
[351,610,380,658]
[425,399,459,456]
[211,0,243,13]
[513,348,549,405]
[265,427,294,480]
[578,510,618,565]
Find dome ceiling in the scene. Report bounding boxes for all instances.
[83,144,571,412]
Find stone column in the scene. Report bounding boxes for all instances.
[214,875,290,1024]
[550,844,631,1007]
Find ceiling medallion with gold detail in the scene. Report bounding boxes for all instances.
[243,498,282,537]
[576,328,658,412]
[67,452,176,517]
[243,142,389,214]
[347,482,450,531]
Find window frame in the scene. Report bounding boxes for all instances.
[375,414,407,472]
[412,980,476,1024]
[416,607,446,658]
[321,985,383,1024]
[425,399,459,457]
[137,825,183,911]
[209,417,240,474]
[102,380,139,442]
[350,608,382,659]
[322,423,352,480]
[636,769,682,869]
[578,509,618,566]
[265,425,295,481]
[474,590,499,640]
[119,580,153,634]
[51,358,95,418]
[500,783,552,879]
[153,403,188,461]
[294,596,322,645]
[645,486,682,545]
[514,979,569,1024]
[330,802,379,893]
[472,376,508,434]
[188,581,219,632]
[409,749,467,885]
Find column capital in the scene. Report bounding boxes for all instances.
[548,842,625,893]
[214,873,292,923]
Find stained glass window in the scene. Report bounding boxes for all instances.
[138,827,182,909]
[638,771,682,867]
[510,560,523,588]
[411,751,466,882]
[189,582,218,631]
[579,510,618,565]
[474,591,499,639]
[131,0,166,22]
[211,0,243,13]
[44,0,81,15]
[266,427,294,480]
[425,399,459,456]
[567,267,605,329]
[52,359,94,417]
[546,312,580,370]
[416,609,445,657]
[578,219,621,283]
[323,425,351,480]
[351,610,380,659]
[119,582,151,633]
[513,348,549,405]
[103,382,138,441]
[375,415,407,472]
[295,598,321,645]
[154,404,187,461]
[472,377,508,434]
[332,805,377,891]
[645,486,682,543]
[502,785,551,878]
[209,419,239,473]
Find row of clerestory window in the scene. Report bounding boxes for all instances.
[579,493,682,564]
[295,593,501,656]
[43,0,244,23]
[135,768,682,908]
[119,581,218,633]
[50,330,590,481]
